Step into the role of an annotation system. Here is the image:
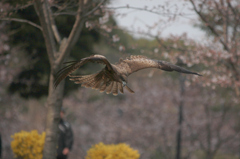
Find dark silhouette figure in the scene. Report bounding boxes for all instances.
[57,109,74,159]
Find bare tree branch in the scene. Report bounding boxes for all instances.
[53,12,77,16]
[55,0,85,66]
[56,0,106,66]
[49,9,61,44]
[189,0,230,51]
[83,0,105,17]
[34,0,57,67]
[105,6,193,17]
[0,18,42,31]
[3,2,34,13]
[227,0,238,17]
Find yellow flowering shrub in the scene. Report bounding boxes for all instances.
[11,130,45,159]
[85,142,140,159]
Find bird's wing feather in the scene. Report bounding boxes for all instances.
[55,54,201,96]
[117,55,159,75]
[54,55,114,88]
[158,61,202,76]
[117,55,201,76]
[69,71,124,96]
[112,82,118,96]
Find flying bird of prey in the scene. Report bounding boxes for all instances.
[54,54,201,96]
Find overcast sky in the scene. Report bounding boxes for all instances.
[107,0,206,41]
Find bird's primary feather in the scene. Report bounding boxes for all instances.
[54,54,202,96]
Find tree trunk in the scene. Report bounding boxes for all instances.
[43,74,65,159]
[175,75,185,159]
[32,0,103,158]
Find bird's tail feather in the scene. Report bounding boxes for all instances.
[125,85,134,93]
[112,82,118,96]
[118,83,124,94]
[105,82,113,94]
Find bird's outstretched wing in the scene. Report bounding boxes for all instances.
[118,55,202,76]
[68,71,125,96]
[54,55,114,88]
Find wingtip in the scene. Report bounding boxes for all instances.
[195,73,203,76]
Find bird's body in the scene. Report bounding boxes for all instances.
[54,54,201,96]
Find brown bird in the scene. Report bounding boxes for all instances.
[54,54,201,96]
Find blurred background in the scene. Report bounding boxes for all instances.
[0,0,240,159]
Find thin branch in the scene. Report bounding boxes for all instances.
[213,131,240,156]
[189,0,230,51]
[122,29,197,53]
[53,12,77,16]
[43,0,57,54]
[190,0,240,85]
[34,0,56,67]
[228,1,240,44]
[105,5,195,18]
[55,0,85,66]
[83,0,106,17]
[5,2,34,13]
[199,0,208,13]
[106,6,171,16]
[56,0,106,66]
[49,9,61,44]
[227,0,237,17]
[0,18,42,31]
[186,121,206,152]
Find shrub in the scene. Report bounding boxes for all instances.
[85,142,140,159]
[11,130,45,159]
